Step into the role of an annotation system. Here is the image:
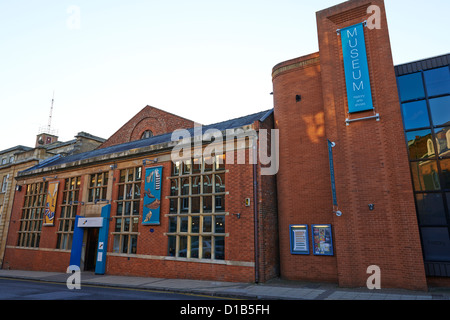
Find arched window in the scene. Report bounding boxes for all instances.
[141,130,153,139]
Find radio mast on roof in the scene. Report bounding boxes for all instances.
[47,91,55,133]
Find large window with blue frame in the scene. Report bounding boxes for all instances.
[397,65,450,270]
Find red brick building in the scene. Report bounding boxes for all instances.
[3,107,278,283]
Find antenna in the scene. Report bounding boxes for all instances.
[47,91,55,133]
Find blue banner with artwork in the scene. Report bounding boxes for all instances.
[142,166,163,225]
[340,23,374,113]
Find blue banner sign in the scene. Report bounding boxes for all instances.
[340,23,374,113]
[143,166,163,225]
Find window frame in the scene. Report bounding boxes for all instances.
[17,182,48,248]
[167,155,227,261]
[112,166,142,255]
[56,176,81,250]
[87,172,109,203]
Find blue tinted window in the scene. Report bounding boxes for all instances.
[397,72,425,102]
[401,100,430,130]
[421,227,450,262]
[405,129,433,160]
[441,159,450,190]
[424,67,450,97]
[416,193,447,225]
[429,96,450,127]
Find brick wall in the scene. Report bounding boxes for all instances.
[273,52,338,283]
[272,0,427,290]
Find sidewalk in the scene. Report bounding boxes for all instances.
[0,269,449,300]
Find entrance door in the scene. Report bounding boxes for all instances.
[84,228,99,271]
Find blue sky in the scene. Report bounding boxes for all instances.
[0,0,449,151]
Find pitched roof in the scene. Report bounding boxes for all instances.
[19,109,273,175]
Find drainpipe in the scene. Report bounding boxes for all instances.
[253,133,260,284]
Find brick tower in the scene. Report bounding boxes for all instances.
[273,0,428,290]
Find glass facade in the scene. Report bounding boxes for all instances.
[397,65,450,269]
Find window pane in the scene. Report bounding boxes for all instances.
[173,161,180,176]
[416,193,447,225]
[135,167,142,181]
[215,236,225,260]
[132,217,139,232]
[181,178,189,195]
[204,156,213,172]
[170,198,178,213]
[124,218,130,232]
[180,216,188,233]
[191,196,200,213]
[215,155,225,171]
[440,159,450,190]
[215,194,225,212]
[410,160,440,191]
[401,100,430,130]
[117,185,124,200]
[203,175,212,193]
[202,237,211,259]
[170,179,178,196]
[132,201,140,215]
[115,218,122,232]
[406,129,434,160]
[121,235,128,254]
[181,197,189,213]
[424,67,450,97]
[421,227,450,262]
[193,158,201,174]
[183,160,191,174]
[214,173,225,193]
[215,215,225,233]
[134,184,141,199]
[130,235,137,254]
[168,236,176,256]
[116,202,123,215]
[120,170,126,183]
[191,216,200,233]
[125,184,132,200]
[169,216,177,233]
[191,236,199,258]
[429,96,450,127]
[203,216,212,233]
[397,72,425,102]
[435,127,450,157]
[203,196,212,213]
[179,236,187,257]
[192,177,200,195]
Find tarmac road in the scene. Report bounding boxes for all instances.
[0,277,222,300]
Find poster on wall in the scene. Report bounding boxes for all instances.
[43,182,59,226]
[289,225,309,255]
[311,225,334,256]
[142,166,163,225]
